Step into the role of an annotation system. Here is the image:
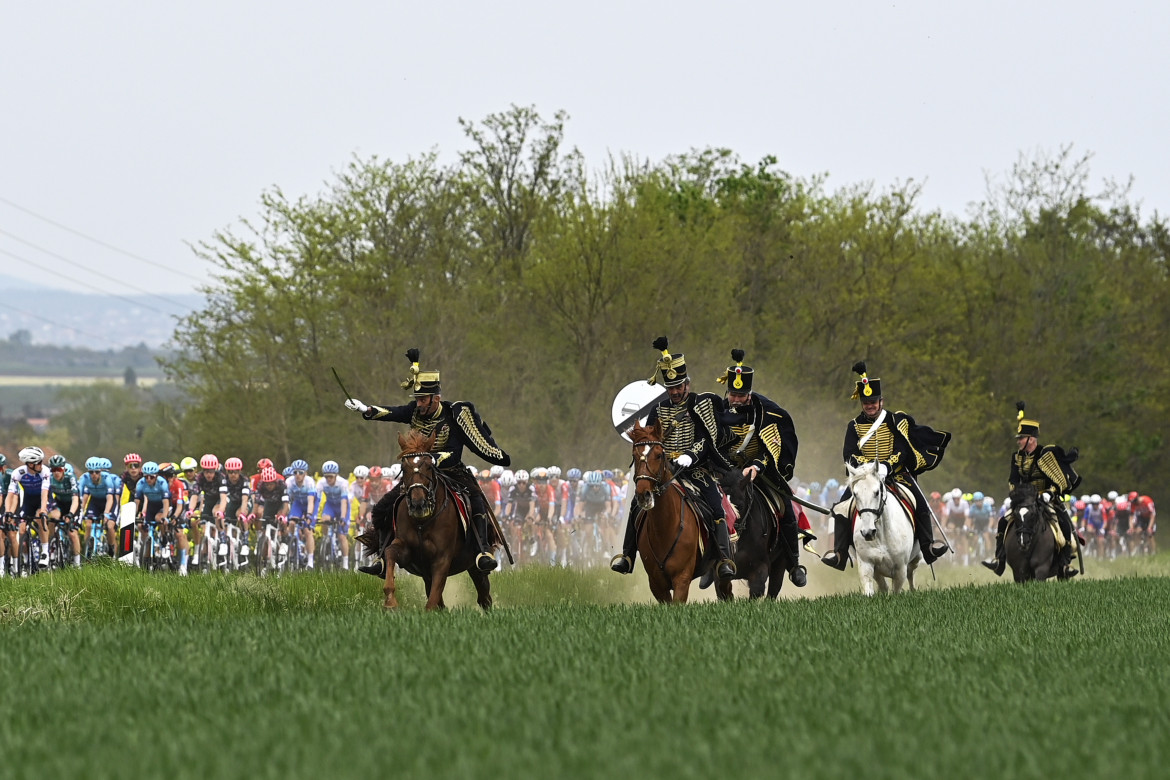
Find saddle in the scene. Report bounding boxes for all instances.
[673,475,737,536]
[835,481,917,531]
[1004,504,1068,549]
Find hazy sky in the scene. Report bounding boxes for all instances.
[2,1,1166,303]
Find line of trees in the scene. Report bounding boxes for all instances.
[140,105,1167,497]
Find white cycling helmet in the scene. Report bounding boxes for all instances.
[353,465,370,479]
[1090,494,1101,503]
[951,488,963,499]
[18,446,45,464]
[547,466,561,478]
[387,463,402,479]
[490,465,504,478]
[1107,490,1118,501]
[499,471,515,488]
[515,469,530,483]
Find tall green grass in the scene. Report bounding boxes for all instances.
[2,564,1168,779]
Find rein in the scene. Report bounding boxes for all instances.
[632,440,678,496]
[400,452,449,527]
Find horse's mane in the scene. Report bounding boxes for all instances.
[399,429,436,457]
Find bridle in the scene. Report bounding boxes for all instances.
[854,472,890,524]
[632,440,672,497]
[400,452,438,519]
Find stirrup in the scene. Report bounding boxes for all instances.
[716,558,736,580]
[928,541,949,558]
[821,550,848,571]
[357,559,385,577]
[789,565,807,587]
[475,552,498,572]
[610,554,633,574]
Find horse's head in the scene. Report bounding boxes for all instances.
[398,430,439,519]
[631,419,670,511]
[847,461,885,542]
[1009,483,1042,546]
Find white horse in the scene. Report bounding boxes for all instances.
[840,461,921,595]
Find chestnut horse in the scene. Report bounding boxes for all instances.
[382,430,493,611]
[630,420,730,603]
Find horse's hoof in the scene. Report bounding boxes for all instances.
[383,601,398,611]
[789,565,807,587]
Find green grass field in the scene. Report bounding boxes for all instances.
[2,560,1168,779]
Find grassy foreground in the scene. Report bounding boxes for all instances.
[2,563,1169,779]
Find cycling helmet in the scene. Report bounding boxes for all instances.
[65,463,75,477]
[1090,494,1101,503]
[826,478,839,489]
[353,465,370,479]
[1075,499,1086,511]
[99,457,112,470]
[388,464,402,479]
[489,465,503,478]
[951,488,962,499]
[1079,494,1090,503]
[257,457,273,471]
[224,457,244,471]
[159,462,176,478]
[499,471,515,488]
[1116,498,1130,511]
[18,446,44,464]
[142,461,160,476]
[282,466,294,478]
[602,469,614,480]
[1107,490,1118,501]
[983,497,994,507]
[290,459,309,472]
[322,460,340,475]
[586,471,603,485]
[567,468,582,480]
[548,466,561,478]
[479,469,491,479]
[124,453,142,465]
[180,456,198,471]
[930,491,941,500]
[48,454,68,469]
[810,481,822,493]
[261,467,282,483]
[973,491,984,501]
[515,469,530,482]
[369,466,383,479]
[200,454,220,470]
[0,454,5,468]
[532,467,548,480]
[1128,491,1139,501]
[85,456,103,471]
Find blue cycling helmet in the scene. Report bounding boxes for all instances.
[65,463,75,477]
[321,460,340,475]
[826,478,839,489]
[142,461,160,475]
[85,456,103,471]
[973,491,984,501]
[282,466,294,478]
[602,469,614,479]
[290,459,309,472]
[810,481,822,492]
[567,468,582,480]
[100,457,113,470]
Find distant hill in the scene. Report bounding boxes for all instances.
[0,288,205,348]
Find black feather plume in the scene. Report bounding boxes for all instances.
[652,337,669,351]
[1015,400,1026,413]
[731,349,745,363]
[851,361,867,375]
[405,348,420,363]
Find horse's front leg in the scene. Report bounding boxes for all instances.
[857,558,877,596]
[426,556,453,611]
[469,568,492,611]
[383,542,403,610]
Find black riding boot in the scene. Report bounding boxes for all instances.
[1056,512,1079,578]
[820,513,852,570]
[711,517,736,580]
[981,517,1008,576]
[610,505,639,574]
[358,489,399,577]
[780,515,806,586]
[472,513,499,572]
[916,508,948,564]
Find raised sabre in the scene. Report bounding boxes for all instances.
[331,366,354,402]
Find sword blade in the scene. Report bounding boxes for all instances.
[331,367,353,401]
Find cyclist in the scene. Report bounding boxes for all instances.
[134,461,171,566]
[45,455,82,568]
[120,453,144,506]
[159,462,191,575]
[316,460,351,569]
[222,457,252,557]
[5,447,51,574]
[364,466,388,521]
[79,457,119,558]
[286,459,317,569]
[188,454,228,569]
[351,465,370,529]
[0,453,10,575]
[254,466,289,570]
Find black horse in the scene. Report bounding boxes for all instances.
[1003,483,1066,583]
[720,471,804,599]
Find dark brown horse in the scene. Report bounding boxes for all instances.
[630,420,730,603]
[382,430,493,611]
[1003,483,1064,583]
[721,472,797,599]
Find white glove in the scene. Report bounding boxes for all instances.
[1042,491,1052,503]
[675,454,693,469]
[878,463,889,481]
[344,398,369,413]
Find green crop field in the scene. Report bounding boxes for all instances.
[2,560,1168,780]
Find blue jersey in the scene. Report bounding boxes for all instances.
[315,476,350,521]
[79,472,120,501]
[135,476,171,504]
[286,476,317,518]
[7,465,48,515]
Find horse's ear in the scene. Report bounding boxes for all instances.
[397,432,408,452]
[633,419,643,433]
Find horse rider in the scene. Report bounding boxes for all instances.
[821,362,951,570]
[610,337,736,581]
[343,348,511,574]
[982,401,1082,578]
[714,349,808,587]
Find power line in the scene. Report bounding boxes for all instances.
[0,230,198,315]
[0,246,183,319]
[0,298,126,349]
[0,194,206,283]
